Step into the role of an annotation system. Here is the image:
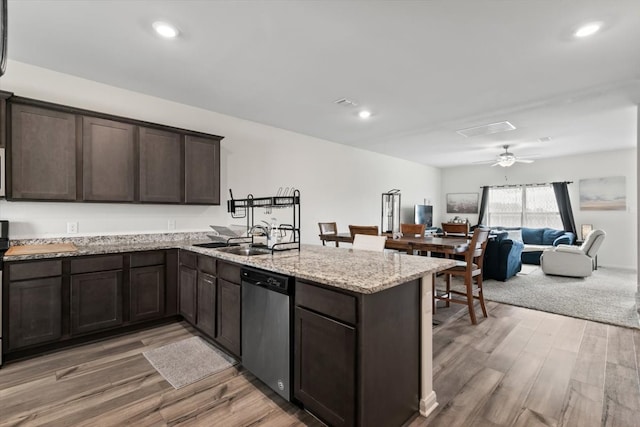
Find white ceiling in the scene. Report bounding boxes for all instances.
[5,0,640,168]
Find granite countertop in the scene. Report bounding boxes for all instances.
[3,233,455,294]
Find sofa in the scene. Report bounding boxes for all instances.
[496,227,575,265]
[483,231,525,281]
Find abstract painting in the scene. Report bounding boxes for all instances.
[579,176,626,211]
[446,193,479,214]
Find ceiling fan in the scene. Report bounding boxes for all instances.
[490,145,534,167]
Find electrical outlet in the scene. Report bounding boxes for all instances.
[168,219,176,230]
[67,221,78,234]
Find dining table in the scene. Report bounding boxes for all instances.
[319,232,471,256]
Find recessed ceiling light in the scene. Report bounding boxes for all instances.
[574,22,602,38]
[358,110,372,119]
[153,21,179,39]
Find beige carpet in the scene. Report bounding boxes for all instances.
[143,336,237,389]
[483,267,639,329]
[438,267,639,329]
[517,264,539,275]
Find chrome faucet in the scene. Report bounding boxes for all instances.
[248,225,269,246]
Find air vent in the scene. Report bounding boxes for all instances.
[456,121,516,138]
[334,98,358,107]
[538,136,553,143]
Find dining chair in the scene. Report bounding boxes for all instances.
[348,225,379,240]
[400,223,425,237]
[433,227,490,325]
[441,222,469,237]
[352,234,387,252]
[318,222,339,247]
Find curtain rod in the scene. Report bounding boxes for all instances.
[480,181,573,189]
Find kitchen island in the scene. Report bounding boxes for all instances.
[2,234,454,426]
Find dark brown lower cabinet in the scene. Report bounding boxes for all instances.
[8,277,62,350]
[179,265,197,325]
[216,278,241,357]
[294,306,356,427]
[70,270,123,335]
[294,279,420,427]
[130,265,166,323]
[197,272,216,338]
[3,251,175,361]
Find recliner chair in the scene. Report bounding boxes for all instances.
[540,229,606,277]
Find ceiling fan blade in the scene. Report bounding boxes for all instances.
[516,159,534,163]
[490,161,501,167]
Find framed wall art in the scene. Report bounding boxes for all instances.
[446,193,479,214]
[579,176,626,211]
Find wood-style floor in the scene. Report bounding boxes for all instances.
[1,303,639,427]
[0,322,323,427]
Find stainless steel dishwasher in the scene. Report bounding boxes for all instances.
[241,266,293,401]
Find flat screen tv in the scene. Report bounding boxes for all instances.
[414,205,433,227]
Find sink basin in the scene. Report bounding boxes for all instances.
[192,241,228,249]
[215,246,272,256]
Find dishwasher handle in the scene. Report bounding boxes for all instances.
[241,267,292,295]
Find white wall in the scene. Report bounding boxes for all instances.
[441,148,637,269]
[0,61,441,243]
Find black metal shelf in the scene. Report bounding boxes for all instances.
[226,190,301,253]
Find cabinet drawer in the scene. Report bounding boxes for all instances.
[9,259,62,281]
[179,250,197,269]
[197,255,216,275]
[131,251,165,267]
[218,261,241,284]
[70,255,123,274]
[296,280,356,325]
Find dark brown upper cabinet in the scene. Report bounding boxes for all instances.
[83,116,136,202]
[0,90,12,148]
[185,135,220,205]
[9,103,77,200]
[139,127,183,203]
[6,96,223,204]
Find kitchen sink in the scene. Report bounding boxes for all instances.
[215,246,272,256]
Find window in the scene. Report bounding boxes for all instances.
[487,184,562,228]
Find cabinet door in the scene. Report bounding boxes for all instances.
[216,278,241,357]
[82,116,135,201]
[10,103,77,200]
[197,272,216,338]
[294,307,356,427]
[184,135,220,205]
[139,127,183,203]
[179,265,197,325]
[70,270,123,335]
[8,277,62,350]
[130,265,166,323]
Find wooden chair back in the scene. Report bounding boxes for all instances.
[467,227,490,263]
[434,227,491,325]
[400,223,425,236]
[318,222,339,247]
[348,225,379,240]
